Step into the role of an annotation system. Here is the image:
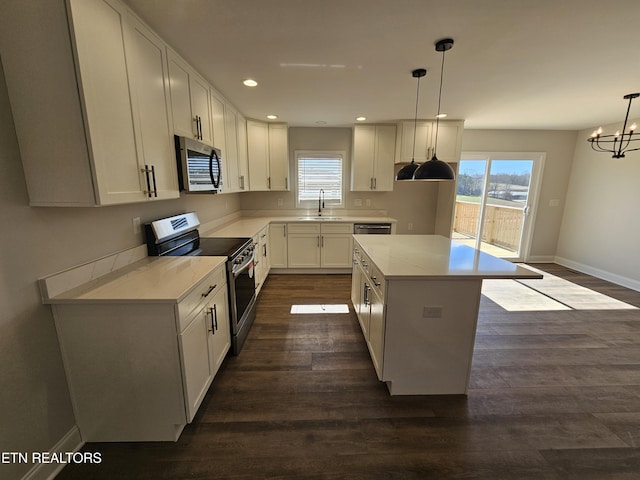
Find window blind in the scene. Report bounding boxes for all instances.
[297,155,343,204]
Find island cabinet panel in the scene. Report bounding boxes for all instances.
[52,264,230,441]
[383,279,482,394]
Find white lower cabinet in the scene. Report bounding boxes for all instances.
[352,243,386,380]
[52,265,229,441]
[254,226,270,294]
[286,223,353,268]
[269,223,288,268]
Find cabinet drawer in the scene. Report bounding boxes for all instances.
[177,265,226,331]
[287,223,321,234]
[369,264,385,298]
[321,223,353,234]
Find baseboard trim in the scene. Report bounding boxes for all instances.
[554,256,640,293]
[524,255,555,263]
[21,426,84,480]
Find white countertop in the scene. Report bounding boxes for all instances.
[354,235,542,280]
[202,216,397,239]
[46,256,227,304]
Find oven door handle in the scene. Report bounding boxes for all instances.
[232,255,254,277]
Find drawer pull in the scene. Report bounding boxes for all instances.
[202,284,217,298]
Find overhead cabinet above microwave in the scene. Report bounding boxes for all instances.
[1,0,180,206]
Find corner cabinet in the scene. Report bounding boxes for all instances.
[1,0,179,206]
[351,124,396,191]
[395,120,464,164]
[52,264,230,442]
[247,120,289,191]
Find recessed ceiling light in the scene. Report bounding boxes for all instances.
[266,114,278,120]
[436,113,447,118]
[243,79,258,87]
[356,116,367,122]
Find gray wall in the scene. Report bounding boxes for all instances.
[556,119,640,290]
[0,63,240,479]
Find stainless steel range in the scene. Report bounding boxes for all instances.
[145,212,256,354]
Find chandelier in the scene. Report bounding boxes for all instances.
[588,93,639,158]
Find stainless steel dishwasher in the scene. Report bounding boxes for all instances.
[353,223,392,234]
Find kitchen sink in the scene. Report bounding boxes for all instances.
[297,216,343,221]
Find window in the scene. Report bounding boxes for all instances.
[296,151,345,208]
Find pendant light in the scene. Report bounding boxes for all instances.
[413,38,456,181]
[395,68,427,181]
[587,93,639,158]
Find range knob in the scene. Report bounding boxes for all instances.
[235,256,244,264]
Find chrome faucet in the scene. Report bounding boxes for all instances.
[318,189,325,216]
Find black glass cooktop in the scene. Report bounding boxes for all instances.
[197,237,252,258]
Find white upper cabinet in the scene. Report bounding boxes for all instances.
[223,103,240,193]
[1,0,178,206]
[236,113,249,191]
[351,124,396,191]
[395,120,464,164]
[247,120,271,191]
[247,120,289,191]
[124,13,178,201]
[167,50,213,146]
[268,123,290,191]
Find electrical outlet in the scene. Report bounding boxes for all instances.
[423,306,443,318]
[549,199,560,207]
[365,199,371,207]
[132,217,141,235]
[408,222,413,231]
[277,198,284,207]
[354,199,362,207]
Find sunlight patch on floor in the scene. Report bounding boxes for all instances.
[290,304,350,314]
[482,266,638,312]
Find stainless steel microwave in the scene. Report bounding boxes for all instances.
[175,135,223,193]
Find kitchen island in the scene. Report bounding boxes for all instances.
[351,234,542,395]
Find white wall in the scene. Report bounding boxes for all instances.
[462,129,577,260]
[0,63,240,480]
[556,119,640,290]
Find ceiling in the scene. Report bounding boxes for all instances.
[124,0,640,131]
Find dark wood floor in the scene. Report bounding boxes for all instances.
[58,265,640,479]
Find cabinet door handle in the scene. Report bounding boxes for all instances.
[202,284,217,298]
[263,244,267,257]
[317,236,320,247]
[364,283,370,306]
[267,177,271,189]
[373,178,377,190]
[321,236,324,248]
[283,224,287,237]
[151,165,157,197]
[198,116,203,140]
[213,304,218,331]
[285,177,288,190]
[142,165,158,198]
[240,175,245,190]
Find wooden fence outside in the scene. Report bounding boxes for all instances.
[453,201,523,252]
